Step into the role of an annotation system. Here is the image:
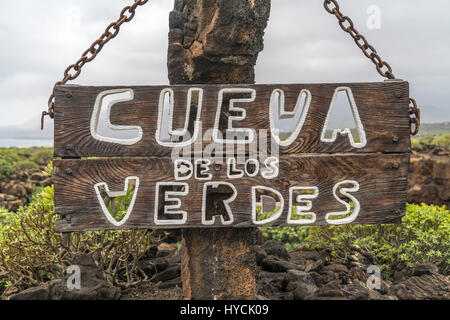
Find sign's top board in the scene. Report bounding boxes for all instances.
[54,81,410,157]
[53,81,410,232]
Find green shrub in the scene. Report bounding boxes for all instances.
[417,135,435,145]
[262,226,309,251]
[15,160,39,170]
[306,204,449,278]
[0,208,14,226]
[0,149,20,164]
[0,147,53,176]
[0,159,13,177]
[412,134,450,150]
[43,162,53,178]
[0,185,160,296]
[30,149,52,165]
[411,138,422,151]
[437,134,450,147]
[27,186,44,203]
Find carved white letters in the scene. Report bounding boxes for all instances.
[174,159,194,181]
[213,88,256,144]
[288,186,319,224]
[90,89,143,145]
[326,180,361,225]
[252,186,284,225]
[154,182,189,225]
[94,176,139,227]
[261,156,279,180]
[202,182,237,225]
[156,88,203,147]
[270,89,311,147]
[320,87,367,148]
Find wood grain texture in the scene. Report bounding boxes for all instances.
[54,81,410,157]
[54,153,409,232]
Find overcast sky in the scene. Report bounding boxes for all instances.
[0,0,449,147]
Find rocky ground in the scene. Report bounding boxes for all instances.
[8,240,448,300]
[124,240,450,301]
[254,240,449,300]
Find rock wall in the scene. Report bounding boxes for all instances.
[0,167,52,211]
[408,145,449,207]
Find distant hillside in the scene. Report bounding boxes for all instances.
[281,123,450,140]
[416,122,450,137]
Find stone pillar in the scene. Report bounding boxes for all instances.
[167,0,271,300]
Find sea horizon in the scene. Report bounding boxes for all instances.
[0,139,53,148]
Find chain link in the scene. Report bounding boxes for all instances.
[409,98,420,136]
[41,0,149,130]
[324,0,420,135]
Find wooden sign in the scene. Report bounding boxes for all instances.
[54,81,410,232]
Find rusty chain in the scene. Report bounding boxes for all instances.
[324,0,420,135]
[41,0,149,130]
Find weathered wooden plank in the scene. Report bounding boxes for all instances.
[54,81,410,157]
[54,153,409,232]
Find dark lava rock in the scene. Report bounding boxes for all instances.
[140,257,169,277]
[393,269,410,282]
[153,264,181,283]
[50,254,121,300]
[348,267,369,283]
[281,270,318,300]
[262,240,289,261]
[412,264,439,276]
[169,10,187,29]
[309,271,337,286]
[261,255,301,273]
[304,259,324,272]
[388,273,450,300]
[142,246,159,259]
[10,254,121,300]
[290,249,324,261]
[342,283,371,300]
[8,285,50,300]
[258,272,294,301]
[158,276,182,290]
[292,283,318,300]
[289,281,312,295]
[258,271,285,291]
[252,245,268,265]
[316,280,345,298]
[322,264,349,274]
[281,270,316,291]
